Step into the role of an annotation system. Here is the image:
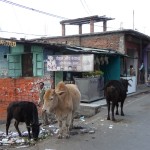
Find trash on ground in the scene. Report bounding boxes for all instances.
[89,130,95,134]
[80,116,85,122]
[109,124,113,129]
[0,120,96,148]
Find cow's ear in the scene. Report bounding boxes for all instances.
[128,83,132,87]
[57,91,65,95]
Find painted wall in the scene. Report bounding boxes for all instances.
[101,56,120,83]
[0,46,54,122]
[0,77,52,122]
[0,46,9,77]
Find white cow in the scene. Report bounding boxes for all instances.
[43,81,81,138]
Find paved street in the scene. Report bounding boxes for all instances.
[1,90,150,150]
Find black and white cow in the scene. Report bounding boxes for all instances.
[6,101,41,140]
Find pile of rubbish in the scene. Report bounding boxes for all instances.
[0,125,58,149]
[0,120,95,149]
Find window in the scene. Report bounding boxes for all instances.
[8,54,22,77]
[8,44,43,77]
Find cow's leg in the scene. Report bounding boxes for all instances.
[6,115,12,136]
[58,120,63,139]
[65,113,72,139]
[121,101,125,116]
[70,112,74,130]
[107,100,110,120]
[115,103,119,115]
[14,121,22,137]
[111,102,116,121]
[26,122,31,139]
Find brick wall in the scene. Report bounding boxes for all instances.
[0,77,51,122]
[46,33,124,53]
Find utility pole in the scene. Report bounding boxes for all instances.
[133,10,134,30]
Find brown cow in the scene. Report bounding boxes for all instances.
[42,81,81,139]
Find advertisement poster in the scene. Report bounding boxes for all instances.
[47,54,94,72]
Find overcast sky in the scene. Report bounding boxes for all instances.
[0,0,149,39]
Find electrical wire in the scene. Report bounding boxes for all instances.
[82,0,92,14]
[0,30,47,36]
[0,0,118,37]
[0,0,68,19]
[11,5,24,35]
[80,0,90,15]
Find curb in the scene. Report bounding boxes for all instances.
[79,88,150,117]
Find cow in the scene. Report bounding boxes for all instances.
[104,78,131,121]
[6,101,41,140]
[43,81,81,139]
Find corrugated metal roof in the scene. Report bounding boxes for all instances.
[60,15,114,25]
[65,45,130,57]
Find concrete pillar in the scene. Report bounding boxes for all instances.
[62,24,66,36]
[103,21,107,31]
[90,19,94,33]
[79,24,82,34]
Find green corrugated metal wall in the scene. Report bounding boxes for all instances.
[101,55,120,83]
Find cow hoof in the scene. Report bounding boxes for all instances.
[58,134,62,139]
[116,112,119,115]
[107,117,110,120]
[112,118,116,122]
[121,113,124,116]
[65,135,70,139]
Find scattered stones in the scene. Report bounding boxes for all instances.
[89,130,95,134]
[80,128,89,134]
[109,124,113,129]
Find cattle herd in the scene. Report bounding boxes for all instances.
[6,79,131,140]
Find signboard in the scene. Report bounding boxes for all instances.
[47,54,94,72]
[0,39,16,47]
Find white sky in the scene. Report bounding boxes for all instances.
[0,0,149,39]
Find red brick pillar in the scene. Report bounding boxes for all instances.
[90,19,94,33]
[62,24,66,36]
[79,24,82,34]
[103,21,107,31]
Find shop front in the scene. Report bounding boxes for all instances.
[46,46,131,102]
[46,53,104,103]
[120,54,138,94]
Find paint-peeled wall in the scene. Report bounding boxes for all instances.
[0,77,52,122]
[0,46,9,77]
[0,46,55,122]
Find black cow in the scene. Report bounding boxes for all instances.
[6,101,41,140]
[104,79,131,121]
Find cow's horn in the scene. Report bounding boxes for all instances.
[128,78,133,82]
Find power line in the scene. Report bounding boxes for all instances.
[80,0,90,15]
[11,4,23,34]
[0,0,118,36]
[0,0,68,19]
[0,30,47,36]
[82,0,92,14]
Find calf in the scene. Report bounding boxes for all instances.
[104,79,131,121]
[6,101,41,140]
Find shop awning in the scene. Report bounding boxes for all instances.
[65,45,130,57]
